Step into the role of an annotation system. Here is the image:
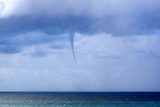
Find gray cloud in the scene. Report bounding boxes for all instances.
[0,0,160,91]
[1,0,160,33]
[0,0,160,54]
[0,33,160,91]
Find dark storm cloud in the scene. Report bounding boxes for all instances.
[0,15,94,35]
[0,0,160,54]
[0,0,160,92]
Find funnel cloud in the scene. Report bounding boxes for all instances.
[69,31,77,64]
[0,0,160,91]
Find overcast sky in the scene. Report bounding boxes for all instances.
[0,0,160,91]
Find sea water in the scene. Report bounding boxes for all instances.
[0,92,160,107]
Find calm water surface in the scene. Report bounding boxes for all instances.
[0,92,160,107]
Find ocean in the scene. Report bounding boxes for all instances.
[0,92,160,107]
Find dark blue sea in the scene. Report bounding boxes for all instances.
[0,92,160,107]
